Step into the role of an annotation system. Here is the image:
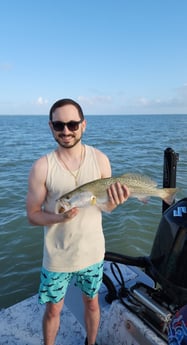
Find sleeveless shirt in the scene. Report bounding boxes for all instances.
[42,144,105,272]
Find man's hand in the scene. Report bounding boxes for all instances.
[107,182,129,210]
[59,207,79,222]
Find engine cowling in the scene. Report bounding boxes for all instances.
[149,198,187,306]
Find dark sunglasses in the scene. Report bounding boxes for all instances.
[51,120,83,132]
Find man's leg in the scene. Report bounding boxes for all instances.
[43,299,64,345]
[82,294,100,345]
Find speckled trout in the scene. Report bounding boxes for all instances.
[56,173,178,213]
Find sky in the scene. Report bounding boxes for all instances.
[0,0,187,115]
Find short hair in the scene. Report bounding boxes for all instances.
[49,98,84,121]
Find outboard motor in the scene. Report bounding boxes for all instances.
[103,148,184,340]
[104,199,187,341]
[149,198,187,307]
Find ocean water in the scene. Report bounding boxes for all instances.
[0,114,187,309]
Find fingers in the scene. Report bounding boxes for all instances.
[121,184,130,200]
[60,207,79,222]
[107,182,129,206]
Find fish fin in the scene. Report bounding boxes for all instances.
[130,193,150,204]
[137,197,149,204]
[162,188,178,205]
[95,201,112,213]
[100,207,112,213]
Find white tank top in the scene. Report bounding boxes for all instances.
[43,144,105,272]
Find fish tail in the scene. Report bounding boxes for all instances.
[161,188,178,205]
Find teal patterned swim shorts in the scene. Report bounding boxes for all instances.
[38,260,104,304]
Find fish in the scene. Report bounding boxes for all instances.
[56,173,178,213]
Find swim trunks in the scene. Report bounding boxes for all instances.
[38,260,104,304]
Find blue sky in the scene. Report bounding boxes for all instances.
[0,0,187,115]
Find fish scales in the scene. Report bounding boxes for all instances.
[56,173,178,213]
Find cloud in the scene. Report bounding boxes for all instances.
[137,97,150,106]
[78,95,112,106]
[36,96,48,105]
[176,83,187,100]
[126,83,187,114]
[77,95,113,114]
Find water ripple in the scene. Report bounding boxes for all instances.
[0,114,187,308]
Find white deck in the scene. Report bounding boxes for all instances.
[0,294,85,345]
[0,264,167,345]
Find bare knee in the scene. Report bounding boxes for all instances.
[44,300,64,319]
[83,294,99,313]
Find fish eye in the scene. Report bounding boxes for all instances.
[90,195,97,205]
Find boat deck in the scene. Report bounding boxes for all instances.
[0,294,85,345]
[0,264,167,345]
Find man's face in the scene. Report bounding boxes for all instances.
[49,104,86,149]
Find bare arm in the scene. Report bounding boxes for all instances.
[94,148,130,211]
[26,156,78,226]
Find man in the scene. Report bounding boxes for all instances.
[26,98,129,345]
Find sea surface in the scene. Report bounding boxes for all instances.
[0,114,187,309]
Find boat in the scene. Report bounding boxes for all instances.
[1,147,186,345]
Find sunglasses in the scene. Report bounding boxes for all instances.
[51,120,83,132]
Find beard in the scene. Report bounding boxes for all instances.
[54,133,82,149]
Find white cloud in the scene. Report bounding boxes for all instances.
[122,83,187,114]
[137,97,150,106]
[176,83,187,100]
[74,86,187,115]
[78,95,112,107]
[30,84,187,115]
[36,96,48,105]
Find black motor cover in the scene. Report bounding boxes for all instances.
[149,198,187,306]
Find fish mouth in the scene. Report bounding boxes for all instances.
[58,206,66,213]
[56,193,97,214]
[56,199,71,214]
